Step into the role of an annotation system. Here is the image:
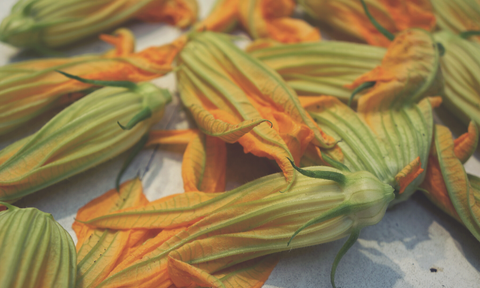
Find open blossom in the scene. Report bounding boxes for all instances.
[177,31,335,190]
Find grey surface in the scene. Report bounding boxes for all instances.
[0,0,479,287]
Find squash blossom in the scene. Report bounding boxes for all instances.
[297,0,436,47]
[177,31,336,190]
[434,30,480,127]
[195,0,320,43]
[79,166,394,288]
[431,0,480,43]
[299,15,443,203]
[0,202,77,288]
[0,28,183,136]
[0,0,197,49]
[420,122,480,242]
[0,75,172,204]
[302,95,436,205]
[249,40,385,102]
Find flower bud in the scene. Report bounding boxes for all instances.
[0,0,197,49]
[434,30,480,126]
[0,202,76,288]
[298,0,435,47]
[81,166,394,288]
[0,78,171,203]
[0,28,181,135]
[431,0,480,43]
[249,40,385,101]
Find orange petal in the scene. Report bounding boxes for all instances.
[420,150,460,221]
[147,129,199,146]
[136,0,198,28]
[265,18,321,43]
[425,124,480,240]
[298,96,326,109]
[73,178,147,248]
[395,156,424,194]
[74,179,151,287]
[238,0,320,43]
[453,121,478,164]
[182,132,227,192]
[428,96,443,108]
[100,28,136,57]
[346,29,441,112]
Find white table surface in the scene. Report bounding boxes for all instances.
[0,0,479,287]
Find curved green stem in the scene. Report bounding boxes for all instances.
[56,70,137,89]
[321,151,351,172]
[331,229,361,288]
[118,107,152,130]
[459,30,480,39]
[359,0,395,41]
[348,81,375,107]
[0,201,16,211]
[116,133,149,191]
[288,158,346,185]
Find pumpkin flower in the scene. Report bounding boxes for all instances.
[297,0,436,47]
[78,166,394,288]
[0,202,77,288]
[0,28,184,136]
[0,75,172,204]
[301,95,436,205]
[297,14,443,203]
[177,31,335,190]
[195,0,320,43]
[0,0,197,49]
[434,30,480,127]
[420,122,480,242]
[249,39,385,102]
[431,0,480,43]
